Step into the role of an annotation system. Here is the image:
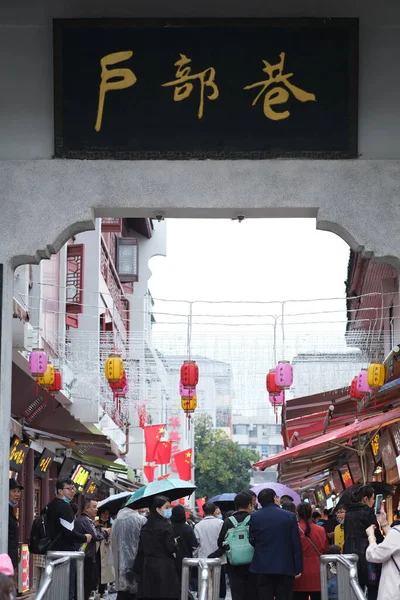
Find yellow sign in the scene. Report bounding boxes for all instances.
[71,465,90,491]
[371,434,380,457]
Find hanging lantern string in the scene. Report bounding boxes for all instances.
[186,303,193,361]
[280,300,285,361]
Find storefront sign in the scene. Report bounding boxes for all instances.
[332,471,344,493]
[315,488,326,505]
[84,479,98,499]
[348,454,362,484]
[18,544,30,594]
[323,482,332,498]
[9,437,30,472]
[34,448,55,479]
[339,465,353,489]
[71,465,91,492]
[54,18,358,160]
[371,433,381,459]
[380,430,397,470]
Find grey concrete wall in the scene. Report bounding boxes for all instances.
[1,0,400,159]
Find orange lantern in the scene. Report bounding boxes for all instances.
[180,361,199,389]
[181,395,197,414]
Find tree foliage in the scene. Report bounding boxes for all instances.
[194,414,260,499]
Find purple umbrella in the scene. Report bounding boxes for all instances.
[251,483,301,507]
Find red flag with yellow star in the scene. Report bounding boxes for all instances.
[144,424,166,463]
[154,440,172,465]
[173,448,192,481]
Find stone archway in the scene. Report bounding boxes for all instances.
[1,155,400,549]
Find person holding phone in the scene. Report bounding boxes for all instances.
[344,485,383,600]
[366,505,398,600]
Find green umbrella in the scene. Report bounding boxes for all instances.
[126,478,197,509]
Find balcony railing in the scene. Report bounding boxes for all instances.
[100,237,130,338]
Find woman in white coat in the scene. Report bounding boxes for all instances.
[366,510,400,600]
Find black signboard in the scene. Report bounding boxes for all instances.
[34,449,55,479]
[9,437,30,473]
[84,479,99,499]
[58,457,75,480]
[54,18,358,160]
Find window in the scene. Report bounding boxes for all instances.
[66,244,84,314]
[101,218,122,233]
[249,427,257,438]
[233,425,248,435]
[116,237,139,283]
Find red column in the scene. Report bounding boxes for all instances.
[23,450,34,543]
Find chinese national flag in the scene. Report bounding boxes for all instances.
[173,448,192,481]
[143,465,156,483]
[144,424,166,463]
[154,441,172,465]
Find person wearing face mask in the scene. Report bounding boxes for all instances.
[46,479,92,600]
[214,507,223,520]
[8,479,23,571]
[134,496,180,600]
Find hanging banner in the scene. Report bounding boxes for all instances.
[173,449,192,481]
[18,544,30,594]
[54,18,358,160]
[144,424,166,463]
[34,449,55,479]
[155,441,172,465]
[9,437,30,473]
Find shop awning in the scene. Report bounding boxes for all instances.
[71,453,127,474]
[254,405,400,471]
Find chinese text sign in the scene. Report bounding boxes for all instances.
[54,18,358,159]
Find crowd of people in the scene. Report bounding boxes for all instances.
[5,478,400,600]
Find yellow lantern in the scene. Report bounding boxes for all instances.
[367,363,385,388]
[37,363,55,387]
[181,395,197,414]
[105,353,124,383]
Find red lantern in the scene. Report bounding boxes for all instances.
[266,370,280,396]
[180,361,199,389]
[48,370,63,394]
[350,376,364,400]
[109,370,127,392]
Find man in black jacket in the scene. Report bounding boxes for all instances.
[8,479,23,570]
[218,491,256,600]
[46,479,92,600]
[74,499,110,600]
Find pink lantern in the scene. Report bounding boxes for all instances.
[357,369,372,394]
[269,391,285,406]
[29,349,48,378]
[275,361,293,389]
[179,382,196,399]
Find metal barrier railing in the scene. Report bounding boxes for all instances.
[181,558,222,600]
[36,551,85,600]
[320,554,367,600]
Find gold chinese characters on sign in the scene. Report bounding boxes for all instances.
[371,433,380,457]
[244,52,316,120]
[162,54,219,119]
[94,50,316,129]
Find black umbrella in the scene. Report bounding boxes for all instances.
[338,482,395,507]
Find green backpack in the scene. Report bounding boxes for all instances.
[224,515,254,566]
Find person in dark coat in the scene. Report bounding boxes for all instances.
[170,505,198,580]
[218,491,257,600]
[249,488,303,600]
[343,485,383,600]
[135,495,180,600]
[8,479,23,570]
